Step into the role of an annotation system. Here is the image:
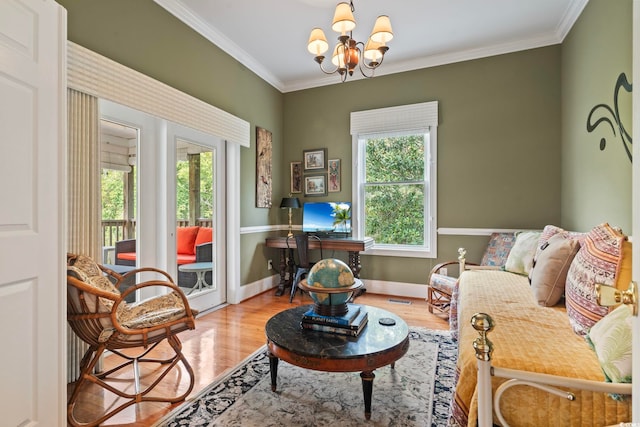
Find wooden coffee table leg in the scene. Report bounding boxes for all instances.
[268,352,279,391]
[360,370,375,420]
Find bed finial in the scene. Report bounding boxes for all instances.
[471,312,494,362]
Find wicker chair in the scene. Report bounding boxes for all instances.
[66,253,198,427]
[426,232,517,317]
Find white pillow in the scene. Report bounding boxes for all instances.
[504,231,541,276]
[586,304,632,385]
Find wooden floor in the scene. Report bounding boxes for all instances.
[67,289,449,426]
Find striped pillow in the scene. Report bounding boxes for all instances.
[565,223,631,336]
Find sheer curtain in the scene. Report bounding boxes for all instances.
[66,88,100,382]
[67,88,100,259]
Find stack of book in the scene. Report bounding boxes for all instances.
[301,303,368,337]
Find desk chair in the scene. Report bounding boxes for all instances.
[287,233,323,302]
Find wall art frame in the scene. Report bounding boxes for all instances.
[328,158,341,192]
[290,161,302,194]
[304,174,327,197]
[303,148,327,171]
[255,126,272,208]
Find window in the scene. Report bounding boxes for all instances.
[351,102,438,258]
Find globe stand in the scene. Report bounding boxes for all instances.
[298,279,363,317]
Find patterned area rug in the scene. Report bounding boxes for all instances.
[154,327,457,427]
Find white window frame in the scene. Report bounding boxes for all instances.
[351,102,438,258]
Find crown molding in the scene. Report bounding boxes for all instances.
[154,0,285,92]
[156,0,589,94]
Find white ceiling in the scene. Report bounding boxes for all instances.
[155,0,588,93]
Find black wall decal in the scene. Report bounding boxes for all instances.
[586,72,632,162]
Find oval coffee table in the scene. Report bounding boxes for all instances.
[265,304,409,420]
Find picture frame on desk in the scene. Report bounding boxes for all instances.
[303,148,327,171]
[304,174,327,197]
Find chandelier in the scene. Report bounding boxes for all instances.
[306,1,393,82]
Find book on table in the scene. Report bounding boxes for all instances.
[301,307,369,337]
[302,303,362,327]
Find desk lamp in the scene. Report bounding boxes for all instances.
[280,196,301,237]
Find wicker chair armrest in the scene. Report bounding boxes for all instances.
[195,242,213,262]
[67,275,122,301]
[114,239,136,255]
[429,261,462,277]
[116,266,176,284]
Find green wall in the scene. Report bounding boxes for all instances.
[284,46,562,282]
[56,0,284,285]
[57,0,632,290]
[560,0,632,233]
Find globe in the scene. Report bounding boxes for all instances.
[306,258,355,307]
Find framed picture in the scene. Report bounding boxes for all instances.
[290,161,302,194]
[328,158,341,192]
[304,174,327,196]
[303,148,327,171]
[255,126,272,208]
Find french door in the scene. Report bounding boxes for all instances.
[100,100,226,311]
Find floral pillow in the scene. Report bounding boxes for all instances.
[586,304,632,399]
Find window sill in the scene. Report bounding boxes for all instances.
[364,245,436,259]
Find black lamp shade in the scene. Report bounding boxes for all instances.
[280,197,301,209]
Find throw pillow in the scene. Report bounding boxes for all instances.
[565,223,630,336]
[504,231,541,276]
[194,226,213,250]
[480,232,517,266]
[533,225,586,264]
[586,304,632,386]
[177,226,200,255]
[529,234,580,306]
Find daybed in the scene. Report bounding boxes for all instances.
[115,225,213,288]
[439,224,633,426]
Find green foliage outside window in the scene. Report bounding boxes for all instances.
[364,135,426,245]
[176,151,213,221]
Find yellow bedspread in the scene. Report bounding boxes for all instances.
[452,270,631,426]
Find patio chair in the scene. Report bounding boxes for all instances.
[66,253,198,427]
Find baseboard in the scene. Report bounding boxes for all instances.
[235,276,425,303]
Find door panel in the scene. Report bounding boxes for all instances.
[0,0,66,425]
[168,123,226,312]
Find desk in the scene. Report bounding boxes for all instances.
[265,236,373,297]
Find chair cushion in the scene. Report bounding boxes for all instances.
[118,292,189,330]
[116,252,137,261]
[565,223,631,336]
[429,273,457,294]
[177,253,197,265]
[177,226,200,255]
[480,232,517,267]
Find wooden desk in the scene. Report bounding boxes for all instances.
[265,236,374,296]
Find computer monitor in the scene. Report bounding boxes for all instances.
[302,202,351,236]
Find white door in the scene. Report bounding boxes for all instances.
[167,122,227,312]
[632,0,640,420]
[0,0,66,425]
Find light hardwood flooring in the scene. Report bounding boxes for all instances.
[67,289,449,426]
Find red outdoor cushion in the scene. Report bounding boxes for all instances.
[194,227,213,250]
[177,253,197,265]
[116,252,137,261]
[177,226,200,255]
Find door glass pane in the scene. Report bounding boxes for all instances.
[100,119,138,302]
[176,139,214,296]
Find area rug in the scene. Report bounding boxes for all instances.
[154,327,457,427]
